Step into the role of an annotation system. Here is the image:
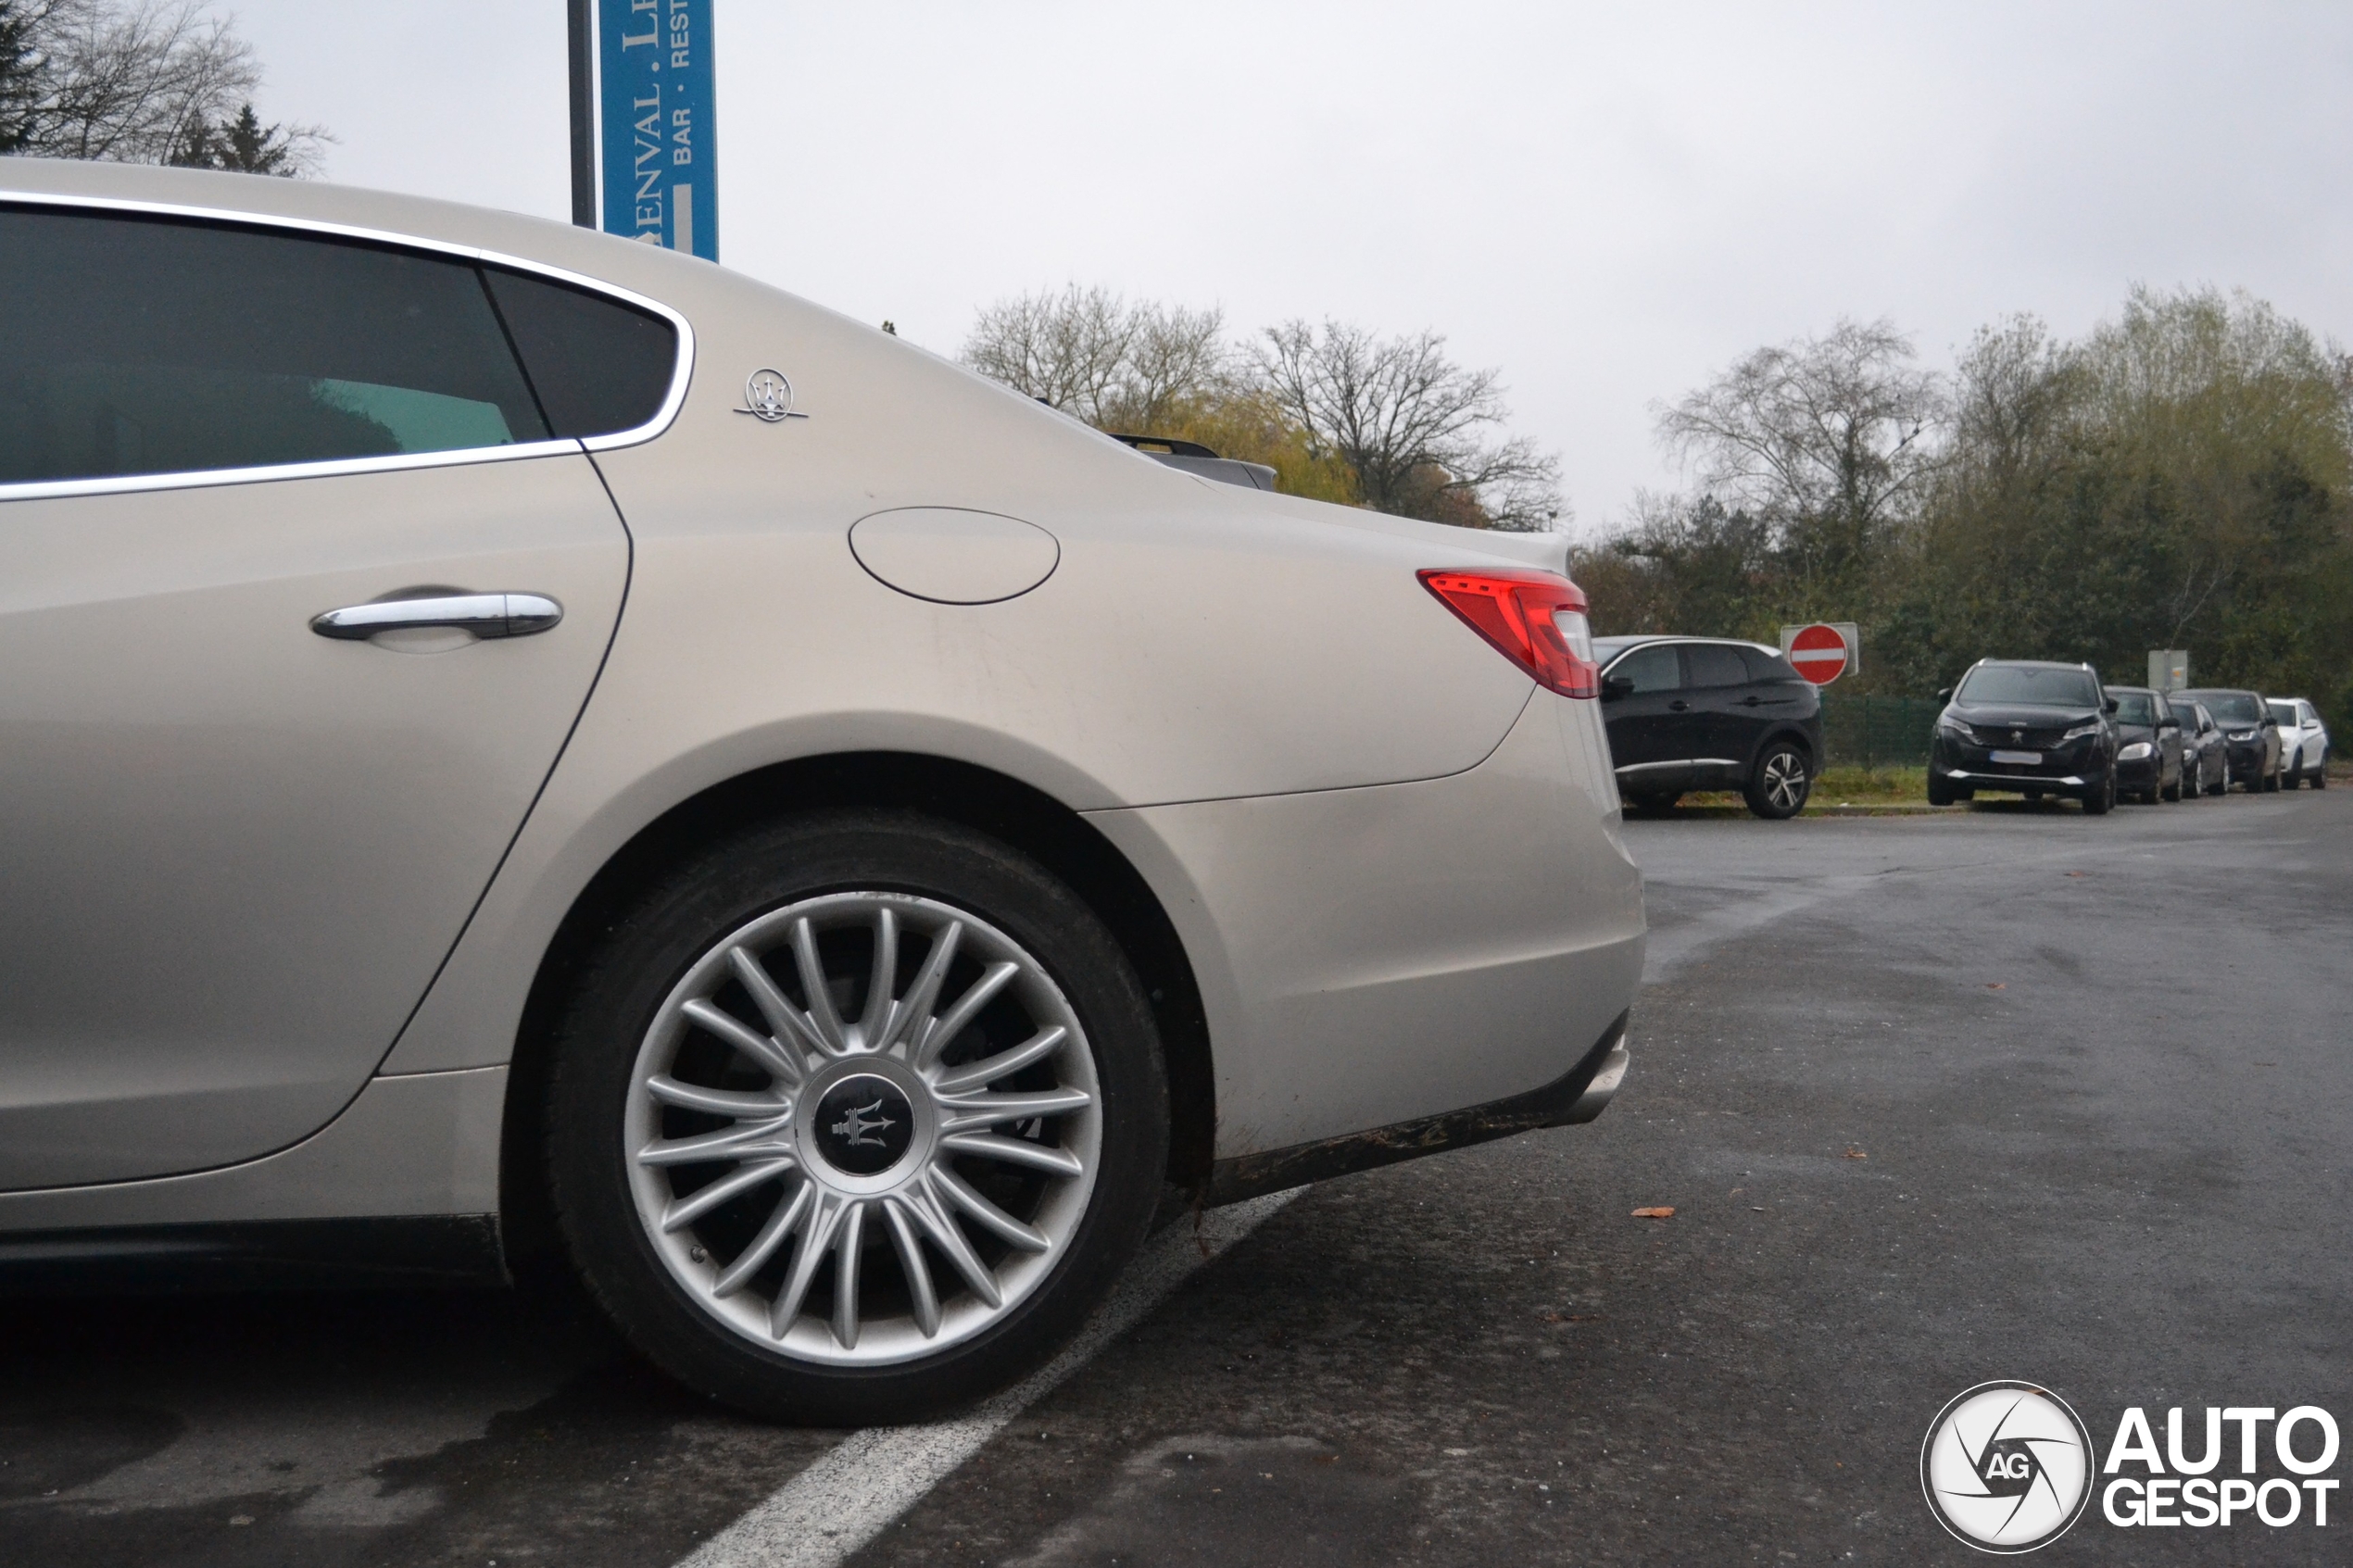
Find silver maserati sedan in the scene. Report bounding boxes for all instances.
[0,160,1644,1422]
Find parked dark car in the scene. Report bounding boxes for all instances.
[1593,636,1824,819]
[1927,659,2119,812]
[2174,700,2228,797]
[2172,688,2281,791]
[2104,685,2183,803]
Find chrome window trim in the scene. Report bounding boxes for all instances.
[1594,635,1783,676]
[0,187,696,503]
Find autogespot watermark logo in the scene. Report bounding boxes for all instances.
[1920,1382,2095,1552]
[1922,1384,2343,1551]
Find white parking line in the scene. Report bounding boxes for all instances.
[675,1187,1304,1568]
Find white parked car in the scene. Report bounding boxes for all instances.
[0,162,1644,1421]
[2271,698,2331,788]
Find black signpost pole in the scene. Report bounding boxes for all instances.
[566,0,595,227]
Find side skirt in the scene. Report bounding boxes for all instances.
[0,1215,507,1297]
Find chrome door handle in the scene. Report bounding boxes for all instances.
[310,593,563,641]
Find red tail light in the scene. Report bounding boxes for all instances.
[1417,568,1599,698]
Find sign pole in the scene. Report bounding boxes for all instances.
[595,0,720,261]
[567,0,596,227]
[568,1,720,258]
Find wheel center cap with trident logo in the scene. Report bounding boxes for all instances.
[812,1074,914,1176]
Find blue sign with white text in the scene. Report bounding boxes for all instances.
[598,0,717,260]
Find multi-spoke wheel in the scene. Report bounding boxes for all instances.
[548,811,1167,1423]
[1744,743,1811,820]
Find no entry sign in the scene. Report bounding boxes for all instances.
[1781,621,1856,685]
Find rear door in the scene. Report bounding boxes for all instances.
[0,202,675,1189]
[1683,642,1767,784]
[1600,643,1700,793]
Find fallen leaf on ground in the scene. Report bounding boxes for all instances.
[1630,1206,1676,1219]
[1985,982,2006,990]
[2065,871,2086,877]
[1843,1148,1868,1159]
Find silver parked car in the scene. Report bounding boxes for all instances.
[2271,698,2331,788]
[0,163,1644,1421]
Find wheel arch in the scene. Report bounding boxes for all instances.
[497,751,1217,1284]
[1747,721,1820,773]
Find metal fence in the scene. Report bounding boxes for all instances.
[1817,693,1942,770]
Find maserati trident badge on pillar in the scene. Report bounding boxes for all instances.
[736,368,808,421]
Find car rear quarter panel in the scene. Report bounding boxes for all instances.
[380,260,1542,1076]
[1087,691,1643,1154]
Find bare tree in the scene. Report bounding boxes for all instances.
[1655,317,1942,580]
[0,0,325,172]
[963,285,1141,425]
[1101,302,1227,432]
[1256,320,1562,530]
[0,0,62,150]
[962,285,1230,432]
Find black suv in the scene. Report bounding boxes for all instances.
[1594,636,1823,819]
[1929,659,2119,812]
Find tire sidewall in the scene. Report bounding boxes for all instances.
[545,809,1170,1424]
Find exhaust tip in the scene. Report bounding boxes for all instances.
[1558,1041,1629,1124]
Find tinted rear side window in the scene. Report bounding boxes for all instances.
[0,206,549,484]
[483,267,678,438]
[1611,645,1682,694]
[1739,646,1803,684]
[1685,644,1750,688]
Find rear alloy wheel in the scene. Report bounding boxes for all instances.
[547,812,1167,1424]
[1744,745,1811,820]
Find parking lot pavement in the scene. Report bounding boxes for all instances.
[7,788,2348,1565]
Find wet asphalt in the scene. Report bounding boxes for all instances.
[5,784,2347,1566]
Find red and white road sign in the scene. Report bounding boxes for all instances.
[1784,622,1853,684]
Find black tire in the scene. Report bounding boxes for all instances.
[2081,770,2115,816]
[2183,765,2199,799]
[1926,774,1954,807]
[1744,743,1812,820]
[2162,771,2182,803]
[2316,759,2329,790]
[545,809,1169,1424]
[2263,759,2282,792]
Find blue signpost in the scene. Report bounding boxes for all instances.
[570,0,719,261]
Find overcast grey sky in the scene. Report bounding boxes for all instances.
[228,1,2353,533]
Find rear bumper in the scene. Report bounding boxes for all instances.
[1202,1013,1630,1205]
[1088,691,1646,1160]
